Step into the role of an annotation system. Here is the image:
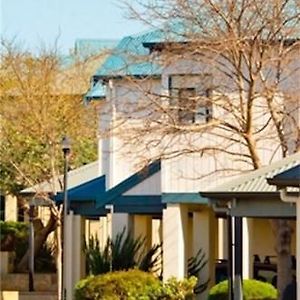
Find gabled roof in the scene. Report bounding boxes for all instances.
[202,152,300,195]
[94,29,163,78]
[21,161,100,194]
[96,160,161,208]
[268,165,300,188]
[55,175,105,202]
[84,81,106,101]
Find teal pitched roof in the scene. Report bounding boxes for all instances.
[84,81,106,101]
[94,29,164,78]
[74,39,118,57]
[55,175,105,202]
[96,160,161,208]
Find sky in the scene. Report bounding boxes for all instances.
[1,0,148,53]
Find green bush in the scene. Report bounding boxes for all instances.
[0,221,56,272]
[208,279,278,300]
[74,269,197,300]
[74,269,161,300]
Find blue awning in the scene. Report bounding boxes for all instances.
[55,175,106,202]
[111,195,164,214]
[96,160,161,208]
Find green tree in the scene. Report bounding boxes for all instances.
[0,40,101,299]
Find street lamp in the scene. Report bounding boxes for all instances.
[61,136,71,300]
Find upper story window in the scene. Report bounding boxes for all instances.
[169,74,212,124]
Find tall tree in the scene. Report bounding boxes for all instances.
[104,0,299,297]
[0,41,101,299]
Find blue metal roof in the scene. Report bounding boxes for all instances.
[111,195,165,214]
[55,175,106,202]
[94,29,164,78]
[268,164,300,187]
[96,160,161,208]
[84,81,106,101]
[74,39,118,57]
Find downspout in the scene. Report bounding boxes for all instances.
[279,188,297,203]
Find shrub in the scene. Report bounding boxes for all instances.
[74,269,197,300]
[74,269,161,300]
[208,279,278,300]
[0,221,56,272]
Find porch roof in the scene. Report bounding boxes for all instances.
[200,152,300,217]
[267,165,300,188]
[203,152,300,195]
[95,160,161,209]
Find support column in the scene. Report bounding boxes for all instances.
[242,218,252,279]
[163,204,188,280]
[4,195,17,221]
[72,215,85,286]
[193,209,216,297]
[133,215,152,250]
[111,213,132,240]
[297,202,300,300]
[218,218,228,260]
[65,211,73,300]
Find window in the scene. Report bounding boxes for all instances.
[169,75,213,124]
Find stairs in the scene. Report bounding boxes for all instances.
[19,291,57,300]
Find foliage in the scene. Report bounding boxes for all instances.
[74,269,196,300]
[0,221,28,250]
[208,279,278,300]
[84,229,162,275]
[0,42,98,195]
[0,221,56,272]
[187,248,209,294]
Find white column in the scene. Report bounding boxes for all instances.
[111,213,132,241]
[72,215,85,287]
[242,218,252,279]
[4,195,17,221]
[193,210,216,296]
[297,202,300,300]
[65,212,73,300]
[218,218,228,260]
[163,204,188,280]
[133,215,152,250]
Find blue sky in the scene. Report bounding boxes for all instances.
[1,0,148,53]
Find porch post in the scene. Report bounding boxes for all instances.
[297,202,300,299]
[133,215,152,250]
[111,213,133,240]
[233,217,243,300]
[65,211,73,300]
[163,204,188,280]
[193,209,216,295]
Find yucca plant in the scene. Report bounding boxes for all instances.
[84,228,162,275]
[188,248,209,294]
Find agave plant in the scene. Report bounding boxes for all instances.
[188,248,209,294]
[84,228,162,275]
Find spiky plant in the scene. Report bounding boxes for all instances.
[188,248,209,294]
[84,228,162,275]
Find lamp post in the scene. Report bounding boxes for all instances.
[28,202,35,292]
[61,136,71,300]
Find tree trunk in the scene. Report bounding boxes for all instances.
[16,210,57,272]
[271,219,293,299]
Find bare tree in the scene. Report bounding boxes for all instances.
[99,0,300,297]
